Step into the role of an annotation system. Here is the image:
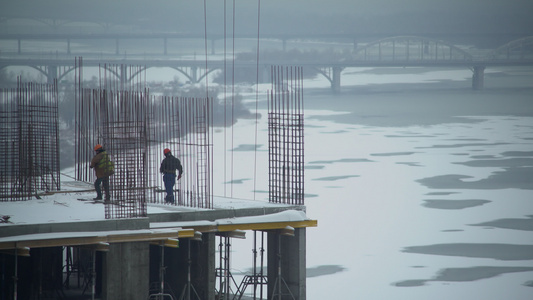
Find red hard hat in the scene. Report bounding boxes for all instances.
[164,148,171,154]
[94,144,103,151]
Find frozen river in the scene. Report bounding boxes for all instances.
[220,65,533,299]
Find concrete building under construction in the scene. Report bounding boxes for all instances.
[0,64,316,300]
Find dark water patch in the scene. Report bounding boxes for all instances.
[422,199,490,210]
[445,138,486,141]
[305,165,325,170]
[308,111,478,127]
[416,167,533,190]
[396,162,422,167]
[425,192,459,195]
[502,151,533,157]
[454,158,533,168]
[470,215,533,231]
[385,135,435,138]
[371,152,417,156]
[305,124,326,128]
[442,229,464,232]
[321,130,349,134]
[402,243,533,260]
[416,142,509,149]
[232,144,264,151]
[225,178,250,184]
[252,190,268,193]
[240,264,345,278]
[394,279,427,287]
[307,265,347,278]
[313,175,359,181]
[309,158,374,164]
[394,266,533,287]
[524,281,533,287]
[471,155,497,159]
[451,153,469,156]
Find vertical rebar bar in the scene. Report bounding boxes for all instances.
[268,65,304,205]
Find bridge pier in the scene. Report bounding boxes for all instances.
[47,65,58,84]
[120,65,127,89]
[472,66,485,90]
[331,66,342,94]
[191,67,198,83]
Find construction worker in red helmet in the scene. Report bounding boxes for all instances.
[159,148,183,204]
[90,144,114,201]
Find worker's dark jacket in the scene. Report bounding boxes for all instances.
[160,154,183,176]
[90,150,113,178]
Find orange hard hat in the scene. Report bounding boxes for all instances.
[164,148,171,154]
[94,144,103,151]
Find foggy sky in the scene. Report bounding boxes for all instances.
[1,0,532,39]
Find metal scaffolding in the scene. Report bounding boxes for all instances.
[268,66,305,205]
[75,58,213,218]
[0,78,60,201]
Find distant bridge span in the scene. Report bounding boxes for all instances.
[1,36,532,92]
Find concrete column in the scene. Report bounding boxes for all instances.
[331,66,342,94]
[120,64,127,90]
[197,233,216,300]
[47,65,58,84]
[472,66,485,90]
[267,228,306,300]
[191,67,198,83]
[103,242,150,300]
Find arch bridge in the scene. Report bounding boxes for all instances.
[1,36,533,92]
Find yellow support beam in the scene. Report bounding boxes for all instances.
[181,219,318,233]
[0,228,195,250]
[0,220,316,250]
[216,219,317,232]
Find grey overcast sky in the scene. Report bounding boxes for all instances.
[1,0,532,39]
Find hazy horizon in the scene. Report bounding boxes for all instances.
[1,0,532,41]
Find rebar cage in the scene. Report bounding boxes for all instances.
[74,59,213,218]
[0,79,60,201]
[268,66,304,205]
